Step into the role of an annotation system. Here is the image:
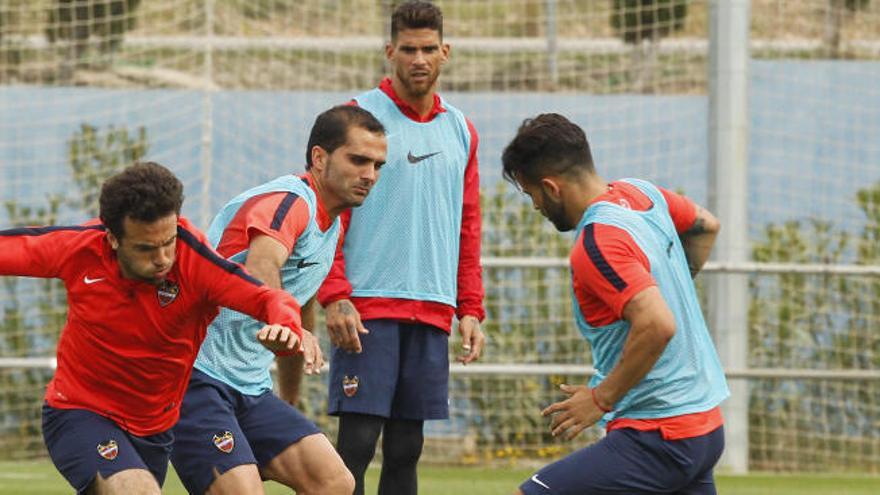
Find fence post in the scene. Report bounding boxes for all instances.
[708,0,751,474]
[200,0,215,229]
[545,0,558,89]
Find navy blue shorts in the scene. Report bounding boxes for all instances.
[328,319,449,420]
[42,404,173,494]
[520,426,725,495]
[170,369,321,495]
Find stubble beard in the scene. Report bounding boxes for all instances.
[324,165,367,209]
[398,66,440,99]
[542,194,573,232]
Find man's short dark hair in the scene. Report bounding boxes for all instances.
[502,113,595,186]
[305,105,386,170]
[391,1,443,42]
[99,161,184,239]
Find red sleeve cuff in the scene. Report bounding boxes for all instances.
[316,276,352,307]
[456,304,486,322]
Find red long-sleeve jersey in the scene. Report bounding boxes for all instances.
[317,78,485,330]
[0,216,302,436]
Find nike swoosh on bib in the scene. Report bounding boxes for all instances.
[297,260,319,269]
[530,474,550,489]
[406,150,442,164]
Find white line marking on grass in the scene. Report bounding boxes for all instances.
[0,472,48,479]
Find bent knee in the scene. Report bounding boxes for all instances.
[383,441,423,467]
[89,469,161,495]
[206,465,264,495]
[311,465,355,495]
[327,469,356,495]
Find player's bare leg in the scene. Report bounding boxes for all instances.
[205,464,264,495]
[262,433,354,495]
[87,469,160,495]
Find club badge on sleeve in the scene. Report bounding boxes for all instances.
[213,431,234,453]
[343,375,359,397]
[96,440,118,460]
[157,280,180,307]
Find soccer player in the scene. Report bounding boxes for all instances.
[316,2,486,494]
[501,114,729,495]
[170,105,387,495]
[0,162,303,495]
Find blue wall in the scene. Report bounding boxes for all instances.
[1,61,878,241]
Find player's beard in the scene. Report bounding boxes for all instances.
[397,65,440,99]
[541,189,574,232]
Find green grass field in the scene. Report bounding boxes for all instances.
[1,461,879,494]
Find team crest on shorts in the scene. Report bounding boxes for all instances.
[342,375,359,397]
[96,440,118,460]
[157,280,180,307]
[213,431,234,453]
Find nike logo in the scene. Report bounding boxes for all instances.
[530,474,550,490]
[406,150,441,164]
[297,260,319,269]
[83,276,105,285]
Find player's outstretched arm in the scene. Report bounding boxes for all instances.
[679,205,720,278]
[256,324,300,354]
[0,225,79,278]
[184,225,303,339]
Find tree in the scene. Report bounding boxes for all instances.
[67,123,148,217]
[239,0,294,21]
[824,0,871,59]
[610,0,689,92]
[461,183,597,461]
[0,123,148,459]
[0,196,64,459]
[748,182,880,471]
[45,0,142,73]
[0,1,31,82]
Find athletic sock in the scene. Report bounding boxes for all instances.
[337,413,385,495]
[378,419,424,495]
